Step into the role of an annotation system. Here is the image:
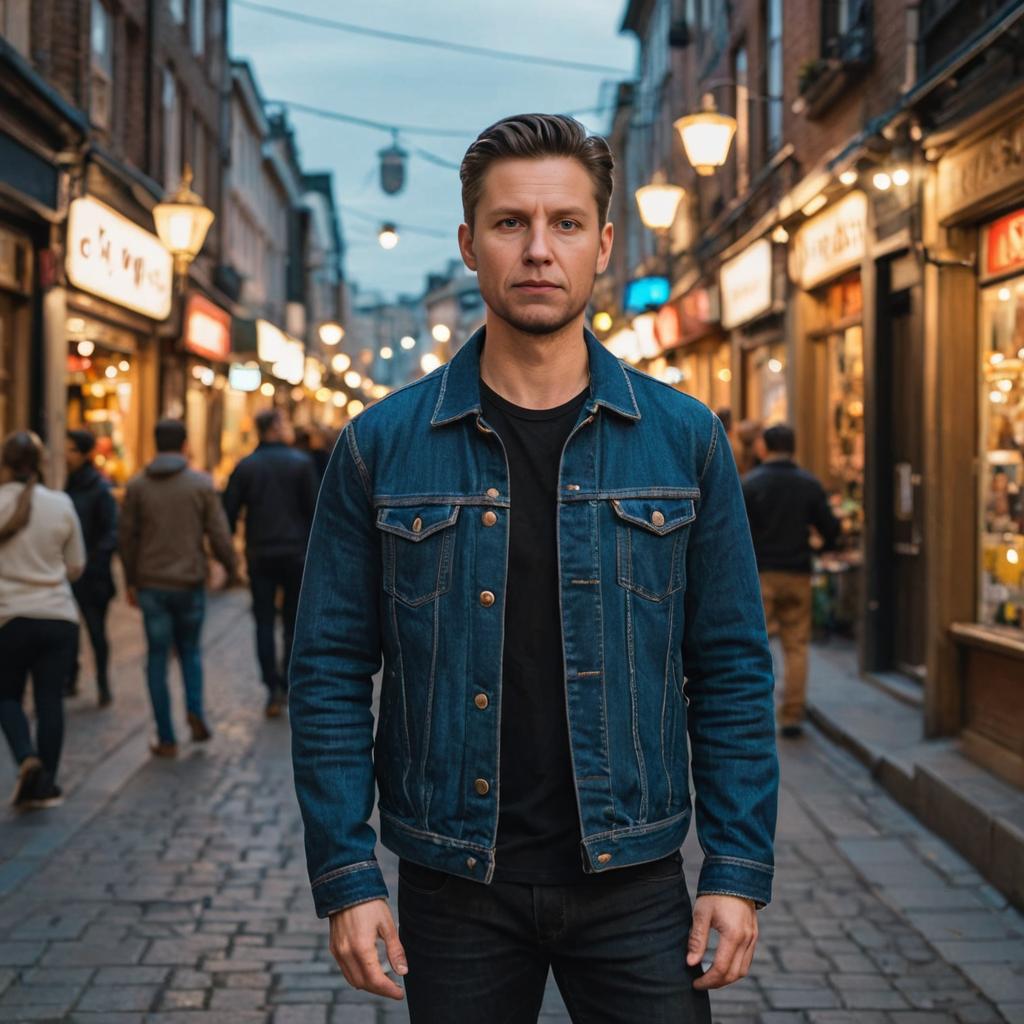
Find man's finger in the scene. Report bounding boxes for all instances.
[379,915,409,977]
[693,931,742,990]
[739,933,758,978]
[686,904,712,966]
[355,946,404,1000]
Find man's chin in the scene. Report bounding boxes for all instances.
[494,303,586,338]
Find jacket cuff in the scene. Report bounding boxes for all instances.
[697,855,773,908]
[310,859,389,919]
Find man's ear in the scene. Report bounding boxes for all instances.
[458,223,478,272]
[596,220,614,275]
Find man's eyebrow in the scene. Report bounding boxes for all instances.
[487,206,591,219]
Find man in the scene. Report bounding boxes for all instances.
[742,424,841,738]
[223,408,318,717]
[290,115,778,1024]
[119,419,236,757]
[64,429,118,706]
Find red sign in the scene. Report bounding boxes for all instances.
[655,304,682,350]
[985,209,1024,281]
[184,293,231,362]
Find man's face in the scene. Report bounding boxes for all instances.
[458,157,613,337]
[65,440,85,473]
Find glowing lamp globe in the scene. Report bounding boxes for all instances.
[674,95,737,177]
[635,183,686,230]
[153,165,215,277]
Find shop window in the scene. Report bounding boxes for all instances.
[826,323,865,524]
[743,341,787,426]
[979,280,1024,634]
[90,0,114,130]
[0,0,30,58]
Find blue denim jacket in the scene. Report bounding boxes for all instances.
[290,328,779,917]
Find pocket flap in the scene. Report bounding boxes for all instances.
[611,497,696,535]
[376,504,460,541]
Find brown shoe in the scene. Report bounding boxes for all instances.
[187,713,212,742]
[11,756,44,807]
[265,697,283,719]
[150,741,179,758]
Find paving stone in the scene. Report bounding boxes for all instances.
[210,988,267,1010]
[159,990,208,1010]
[0,942,45,966]
[0,983,83,1007]
[76,985,160,1011]
[273,1008,328,1024]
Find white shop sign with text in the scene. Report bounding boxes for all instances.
[66,197,173,320]
[789,191,867,290]
[720,239,773,329]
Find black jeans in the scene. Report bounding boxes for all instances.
[248,554,304,692]
[397,857,711,1024]
[71,592,112,691]
[0,618,78,780]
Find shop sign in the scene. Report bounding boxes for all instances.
[720,240,772,329]
[65,197,173,320]
[936,108,1024,224]
[655,303,682,349]
[184,293,231,361]
[624,275,670,314]
[981,207,1024,282]
[228,362,261,392]
[677,286,719,344]
[789,192,867,289]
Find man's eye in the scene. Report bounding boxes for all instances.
[558,220,579,231]
[500,218,520,228]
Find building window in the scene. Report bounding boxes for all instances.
[979,278,1024,634]
[734,45,749,194]
[163,69,182,190]
[762,0,783,156]
[0,0,31,58]
[190,0,204,54]
[191,117,207,199]
[90,0,114,129]
[169,0,184,23]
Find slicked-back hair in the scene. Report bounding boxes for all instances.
[763,424,796,454]
[155,419,187,453]
[255,408,281,440]
[460,113,614,230]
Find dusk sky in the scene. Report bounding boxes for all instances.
[229,1,637,301]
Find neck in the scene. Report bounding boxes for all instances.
[478,310,589,410]
[765,453,793,462]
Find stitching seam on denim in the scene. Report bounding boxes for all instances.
[380,810,491,852]
[584,807,690,842]
[312,860,378,888]
[704,855,774,873]
[699,412,718,484]
[345,425,372,502]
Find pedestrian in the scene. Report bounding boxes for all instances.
[223,408,318,718]
[118,419,236,757]
[0,431,85,809]
[742,423,841,738]
[290,114,778,1023]
[734,418,763,476]
[64,428,118,706]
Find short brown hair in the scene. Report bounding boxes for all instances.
[460,114,614,229]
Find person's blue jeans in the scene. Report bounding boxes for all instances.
[396,856,712,1023]
[137,588,206,744]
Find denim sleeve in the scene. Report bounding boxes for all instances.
[683,413,779,908]
[289,423,388,918]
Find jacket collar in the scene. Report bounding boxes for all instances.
[430,326,641,427]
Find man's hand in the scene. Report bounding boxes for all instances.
[126,586,138,608]
[687,894,758,990]
[329,898,408,1000]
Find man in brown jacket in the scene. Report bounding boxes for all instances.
[119,419,236,757]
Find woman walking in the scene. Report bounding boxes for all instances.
[0,431,85,809]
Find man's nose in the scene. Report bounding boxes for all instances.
[523,224,553,264]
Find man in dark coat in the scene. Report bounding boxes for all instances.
[65,429,118,706]
[223,408,319,717]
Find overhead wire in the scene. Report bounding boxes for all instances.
[233,0,632,76]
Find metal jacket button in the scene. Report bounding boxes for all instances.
[412,516,423,533]
[466,856,478,869]
[479,590,495,607]
[651,510,665,527]
[474,778,490,796]
[596,852,612,864]
[474,693,489,709]
[486,487,499,498]
[481,510,497,527]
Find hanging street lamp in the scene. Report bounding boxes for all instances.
[318,321,345,346]
[635,182,686,231]
[378,223,399,250]
[153,165,215,284]
[674,93,737,176]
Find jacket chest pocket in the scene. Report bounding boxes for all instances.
[377,504,460,608]
[612,497,697,602]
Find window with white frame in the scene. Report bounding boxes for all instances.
[163,69,182,190]
[90,0,114,129]
[734,45,749,193]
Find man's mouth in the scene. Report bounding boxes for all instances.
[513,281,562,292]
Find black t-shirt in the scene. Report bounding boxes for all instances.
[478,379,680,885]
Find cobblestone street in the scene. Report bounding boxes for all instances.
[0,591,1022,1024]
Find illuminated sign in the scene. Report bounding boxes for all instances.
[720,239,772,329]
[789,192,867,289]
[184,293,231,361]
[66,197,173,320]
[228,363,262,392]
[624,276,670,314]
[982,208,1024,282]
